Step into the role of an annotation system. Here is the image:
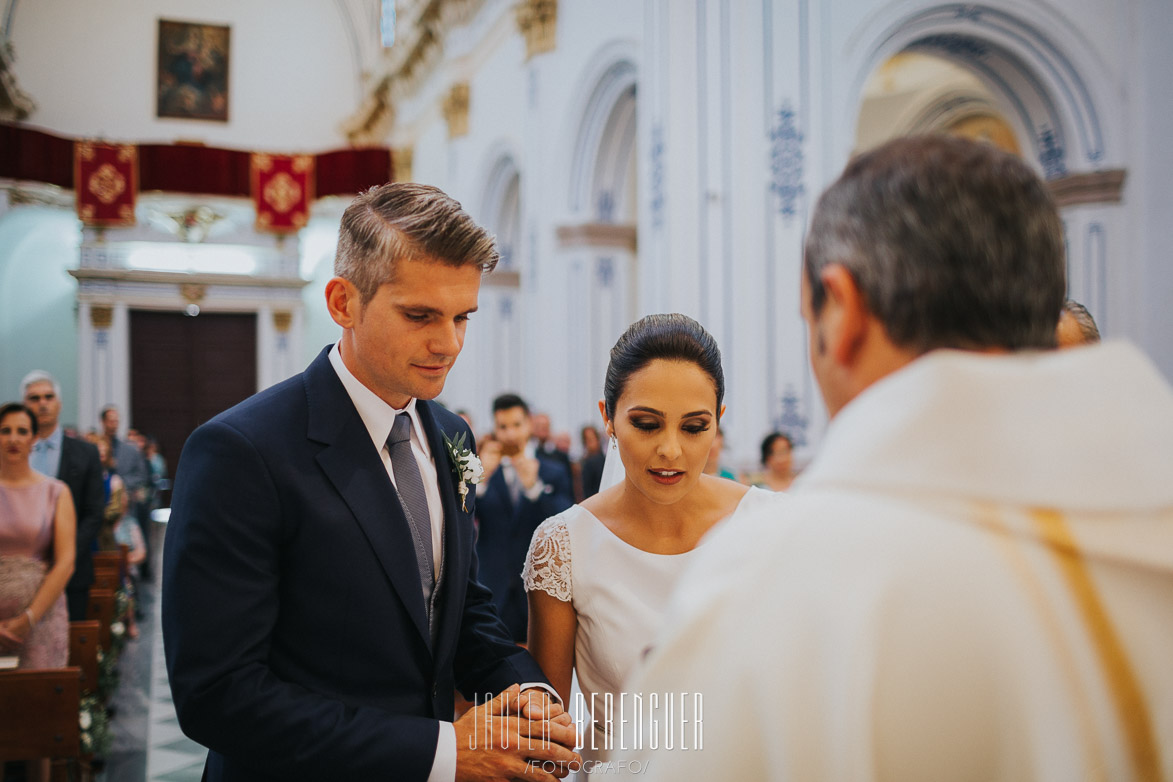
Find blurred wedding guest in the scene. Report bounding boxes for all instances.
[476,393,573,642]
[703,426,737,480]
[0,402,76,669]
[21,370,103,621]
[757,431,795,492]
[532,411,574,477]
[524,314,774,772]
[144,435,168,507]
[88,434,127,551]
[620,136,1173,780]
[1056,298,1101,348]
[101,405,154,579]
[578,425,606,500]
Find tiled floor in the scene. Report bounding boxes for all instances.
[100,522,207,782]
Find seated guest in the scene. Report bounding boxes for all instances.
[756,431,795,492]
[619,136,1173,780]
[475,394,573,642]
[1057,298,1101,347]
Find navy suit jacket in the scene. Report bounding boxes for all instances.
[162,346,545,782]
[475,455,573,642]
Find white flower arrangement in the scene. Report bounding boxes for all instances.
[110,621,125,638]
[443,431,484,512]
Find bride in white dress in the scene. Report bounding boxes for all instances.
[522,314,774,773]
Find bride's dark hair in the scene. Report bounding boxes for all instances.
[603,313,725,420]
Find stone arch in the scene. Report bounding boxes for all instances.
[842,3,1120,177]
[554,43,640,433]
[841,2,1128,337]
[479,152,522,270]
[565,45,638,220]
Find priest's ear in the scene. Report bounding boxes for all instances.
[814,264,871,368]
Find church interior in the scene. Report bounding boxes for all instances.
[1,0,1171,779]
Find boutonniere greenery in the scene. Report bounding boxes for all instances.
[443,431,484,512]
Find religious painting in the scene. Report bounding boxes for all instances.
[156,20,230,122]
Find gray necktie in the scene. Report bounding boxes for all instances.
[387,413,435,613]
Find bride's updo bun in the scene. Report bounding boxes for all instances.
[603,313,725,420]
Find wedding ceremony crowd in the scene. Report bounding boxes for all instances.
[3,134,1172,781]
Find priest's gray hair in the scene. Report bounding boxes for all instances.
[1061,299,1101,343]
[335,182,499,303]
[804,135,1066,352]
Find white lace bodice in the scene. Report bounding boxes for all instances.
[521,514,572,602]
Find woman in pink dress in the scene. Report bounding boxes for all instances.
[0,402,76,668]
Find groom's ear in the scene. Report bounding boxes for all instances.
[325,277,360,329]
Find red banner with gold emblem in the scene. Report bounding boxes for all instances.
[251,153,314,233]
[75,142,138,226]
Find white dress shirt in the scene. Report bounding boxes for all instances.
[329,344,558,781]
[328,344,455,782]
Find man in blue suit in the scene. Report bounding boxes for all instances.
[474,394,573,642]
[163,184,578,782]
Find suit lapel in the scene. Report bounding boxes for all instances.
[304,350,431,648]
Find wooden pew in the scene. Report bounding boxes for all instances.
[85,588,116,652]
[91,567,121,593]
[91,544,129,581]
[68,621,102,696]
[0,667,83,782]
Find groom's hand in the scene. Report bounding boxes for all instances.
[454,685,581,781]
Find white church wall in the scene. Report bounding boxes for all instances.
[1134,0,1173,382]
[0,207,82,422]
[11,0,359,150]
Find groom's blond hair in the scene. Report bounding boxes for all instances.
[335,182,499,303]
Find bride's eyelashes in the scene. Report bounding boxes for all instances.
[626,417,711,435]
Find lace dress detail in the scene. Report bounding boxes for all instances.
[522,515,572,602]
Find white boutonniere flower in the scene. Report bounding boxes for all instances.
[443,431,484,512]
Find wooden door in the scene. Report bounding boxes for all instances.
[130,310,257,501]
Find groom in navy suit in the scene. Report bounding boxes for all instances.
[163,184,578,782]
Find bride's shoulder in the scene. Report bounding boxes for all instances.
[533,503,586,538]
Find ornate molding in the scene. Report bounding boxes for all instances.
[442,82,470,139]
[555,222,637,252]
[515,0,557,60]
[393,146,414,182]
[70,268,311,290]
[1047,169,1126,208]
[180,283,208,306]
[340,75,395,147]
[273,310,293,333]
[4,181,72,209]
[90,306,114,329]
[0,39,36,120]
[482,269,521,288]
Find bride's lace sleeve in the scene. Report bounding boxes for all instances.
[522,515,572,602]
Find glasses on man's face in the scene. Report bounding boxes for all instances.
[26,393,56,403]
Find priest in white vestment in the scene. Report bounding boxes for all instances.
[616,136,1173,781]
